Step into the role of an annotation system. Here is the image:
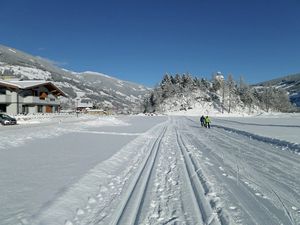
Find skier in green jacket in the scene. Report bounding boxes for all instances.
[204,116,211,128]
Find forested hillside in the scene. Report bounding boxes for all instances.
[143,73,295,114]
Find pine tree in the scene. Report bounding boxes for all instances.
[238,79,255,113]
[160,73,174,99]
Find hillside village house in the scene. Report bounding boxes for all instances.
[0,80,66,115]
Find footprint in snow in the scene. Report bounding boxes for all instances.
[207,192,217,197]
[76,208,85,216]
[291,206,298,211]
[19,218,29,225]
[97,193,103,199]
[150,201,156,208]
[205,161,214,166]
[88,196,97,204]
[229,206,237,211]
[64,220,74,225]
[99,185,108,192]
[85,204,91,212]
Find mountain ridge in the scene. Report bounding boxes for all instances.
[0,44,150,113]
[1,44,299,114]
[254,73,300,107]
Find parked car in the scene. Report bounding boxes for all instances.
[0,113,17,125]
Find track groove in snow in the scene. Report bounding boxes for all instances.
[182,117,300,225]
[109,125,167,225]
[175,129,222,225]
[212,125,300,153]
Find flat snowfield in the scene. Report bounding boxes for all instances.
[0,115,299,225]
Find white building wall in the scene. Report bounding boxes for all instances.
[1,83,63,114]
[28,106,37,114]
[5,90,19,115]
[6,103,18,115]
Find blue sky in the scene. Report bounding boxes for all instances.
[0,0,299,87]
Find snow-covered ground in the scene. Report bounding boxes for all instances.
[0,113,299,225]
[212,113,300,145]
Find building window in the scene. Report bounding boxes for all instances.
[22,105,29,114]
[0,104,6,112]
[39,92,48,100]
[0,88,6,95]
[33,90,39,96]
[22,90,32,97]
[38,105,43,113]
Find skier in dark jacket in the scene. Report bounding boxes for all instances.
[200,115,205,127]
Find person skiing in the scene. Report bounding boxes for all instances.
[200,115,205,127]
[205,116,211,128]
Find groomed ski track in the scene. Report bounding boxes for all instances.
[30,116,300,225]
[108,118,222,225]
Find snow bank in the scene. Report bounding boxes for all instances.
[213,124,300,154]
[207,113,300,154]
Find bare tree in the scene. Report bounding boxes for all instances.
[227,74,235,113]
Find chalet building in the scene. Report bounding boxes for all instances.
[0,80,66,115]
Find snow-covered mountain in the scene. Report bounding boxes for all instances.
[254,73,300,107]
[0,45,150,113]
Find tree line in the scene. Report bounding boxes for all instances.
[143,73,294,113]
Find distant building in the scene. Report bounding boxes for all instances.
[213,72,225,82]
[86,109,108,115]
[215,72,225,81]
[75,97,93,111]
[0,80,67,115]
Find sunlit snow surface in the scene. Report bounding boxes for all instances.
[0,113,299,225]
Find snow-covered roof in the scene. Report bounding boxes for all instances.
[77,100,93,108]
[6,80,49,89]
[215,75,224,80]
[0,80,67,97]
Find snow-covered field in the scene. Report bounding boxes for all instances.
[212,113,300,145]
[0,113,299,225]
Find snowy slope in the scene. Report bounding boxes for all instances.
[0,45,150,112]
[255,73,300,107]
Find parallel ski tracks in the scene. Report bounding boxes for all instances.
[183,117,298,225]
[109,119,223,225]
[175,128,222,225]
[109,125,167,225]
[208,128,300,208]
